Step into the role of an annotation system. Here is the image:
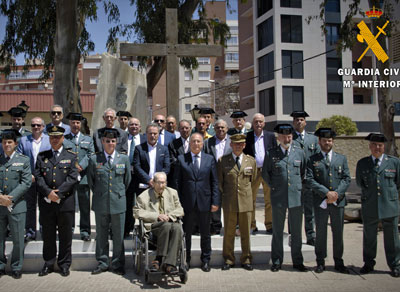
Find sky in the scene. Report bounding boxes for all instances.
[0,0,238,65]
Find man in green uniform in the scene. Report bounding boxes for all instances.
[306,128,351,274]
[88,129,131,276]
[356,133,400,277]
[0,129,31,279]
[262,124,307,272]
[218,134,257,271]
[65,112,94,241]
[227,111,249,135]
[8,107,31,137]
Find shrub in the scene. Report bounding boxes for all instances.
[316,115,358,136]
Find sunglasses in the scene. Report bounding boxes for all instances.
[51,111,62,116]
[154,119,165,123]
[31,124,42,128]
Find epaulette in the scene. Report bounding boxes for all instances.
[15,153,28,158]
[67,149,78,155]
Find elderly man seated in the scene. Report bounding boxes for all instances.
[134,172,184,274]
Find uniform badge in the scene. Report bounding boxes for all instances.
[12,162,23,166]
[75,162,79,168]
[338,166,342,174]
[96,163,103,169]
[385,169,396,173]
[244,167,253,175]
[44,158,49,164]
[60,159,71,164]
[116,164,125,169]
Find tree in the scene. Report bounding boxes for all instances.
[107,0,231,98]
[316,115,358,136]
[214,75,239,116]
[0,0,118,118]
[309,0,399,155]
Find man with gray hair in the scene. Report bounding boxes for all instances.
[44,105,71,135]
[134,172,184,273]
[93,108,128,154]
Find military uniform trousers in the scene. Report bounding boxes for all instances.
[25,182,39,234]
[303,185,315,241]
[151,221,183,266]
[95,212,125,270]
[363,214,400,270]
[251,169,272,230]
[75,184,91,237]
[223,211,252,265]
[0,211,26,271]
[124,177,136,237]
[41,207,74,269]
[271,206,303,265]
[314,203,344,266]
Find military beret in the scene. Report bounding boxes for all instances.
[66,112,84,121]
[365,133,387,142]
[230,111,248,118]
[1,129,21,141]
[116,111,132,118]
[102,128,120,139]
[230,133,247,143]
[290,111,309,118]
[47,125,65,136]
[8,107,27,118]
[314,128,336,138]
[274,124,294,134]
[199,108,215,114]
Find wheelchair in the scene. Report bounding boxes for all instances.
[132,218,188,284]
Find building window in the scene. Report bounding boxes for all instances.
[198,57,210,65]
[225,53,239,63]
[257,0,273,17]
[326,24,340,45]
[281,15,302,43]
[257,17,273,51]
[226,36,238,45]
[185,104,192,112]
[199,87,210,96]
[259,87,275,116]
[327,58,342,81]
[282,50,303,79]
[184,87,192,97]
[184,71,192,81]
[198,71,210,81]
[328,93,343,104]
[89,77,98,85]
[325,0,340,12]
[282,86,304,114]
[281,0,301,8]
[258,51,274,84]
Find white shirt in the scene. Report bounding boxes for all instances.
[323,149,333,162]
[174,131,181,139]
[280,145,291,155]
[232,152,243,166]
[191,151,201,169]
[371,154,384,166]
[254,132,265,168]
[32,134,44,166]
[159,129,165,145]
[148,143,157,179]
[296,130,306,140]
[52,146,63,157]
[181,137,189,153]
[104,150,116,164]
[215,136,227,161]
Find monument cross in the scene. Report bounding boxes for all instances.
[120,8,223,119]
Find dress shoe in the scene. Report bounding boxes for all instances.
[185,261,191,271]
[293,264,308,272]
[60,268,70,277]
[315,264,325,273]
[265,228,273,235]
[11,270,22,279]
[38,265,53,277]
[221,263,234,271]
[81,235,90,241]
[201,262,211,272]
[24,232,36,242]
[91,266,108,275]
[390,268,400,278]
[113,267,125,275]
[241,264,253,271]
[306,238,315,246]
[360,265,374,274]
[165,265,178,274]
[270,264,281,272]
[335,265,350,274]
[251,227,258,235]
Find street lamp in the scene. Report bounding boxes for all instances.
[208,79,216,112]
[190,105,201,122]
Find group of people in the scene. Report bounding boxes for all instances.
[0,104,399,280]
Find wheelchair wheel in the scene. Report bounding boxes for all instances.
[180,269,188,284]
[133,235,142,275]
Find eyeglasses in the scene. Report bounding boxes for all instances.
[31,124,42,128]
[154,119,165,123]
[51,111,62,116]
[104,139,117,144]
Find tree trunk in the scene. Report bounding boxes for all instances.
[53,0,82,119]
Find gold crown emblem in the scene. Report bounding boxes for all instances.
[52,126,58,131]
[366,6,383,18]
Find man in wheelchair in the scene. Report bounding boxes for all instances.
[134,172,184,274]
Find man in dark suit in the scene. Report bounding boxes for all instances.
[154,114,175,146]
[168,119,191,186]
[35,125,78,277]
[93,108,128,154]
[204,119,232,235]
[124,117,145,237]
[243,113,277,234]
[173,133,220,272]
[133,123,170,195]
[44,105,71,135]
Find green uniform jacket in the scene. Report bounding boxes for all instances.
[64,133,95,185]
[292,132,320,160]
[356,154,400,219]
[262,144,306,208]
[0,152,31,214]
[306,151,351,207]
[87,151,131,215]
[217,153,257,212]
